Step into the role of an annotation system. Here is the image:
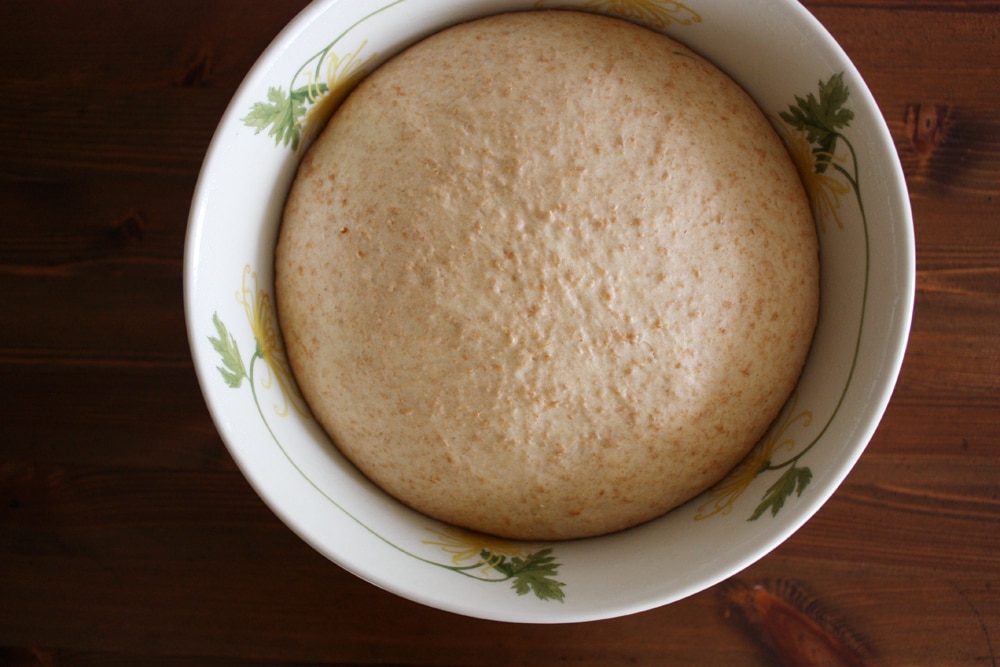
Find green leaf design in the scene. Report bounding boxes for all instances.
[750,465,813,521]
[778,72,854,173]
[487,548,566,602]
[208,312,248,388]
[241,85,324,150]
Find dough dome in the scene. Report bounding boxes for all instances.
[276,10,819,540]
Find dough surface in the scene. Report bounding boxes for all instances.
[276,10,819,540]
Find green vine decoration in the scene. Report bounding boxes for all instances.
[438,547,566,601]
[752,73,870,520]
[241,1,408,149]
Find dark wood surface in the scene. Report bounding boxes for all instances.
[1,1,997,665]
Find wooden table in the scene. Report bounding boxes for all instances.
[1,1,997,665]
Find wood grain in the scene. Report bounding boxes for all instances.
[1,1,997,665]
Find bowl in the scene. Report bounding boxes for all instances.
[184,0,914,623]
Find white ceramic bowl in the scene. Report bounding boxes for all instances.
[185,0,914,623]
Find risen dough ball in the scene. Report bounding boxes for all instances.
[276,11,819,540]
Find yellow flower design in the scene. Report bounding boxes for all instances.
[535,0,701,29]
[423,525,529,569]
[236,265,307,417]
[777,123,852,234]
[301,41,377,144]
[695,392,811,520]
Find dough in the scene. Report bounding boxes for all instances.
[276,10,819,540]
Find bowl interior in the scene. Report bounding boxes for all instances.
[185,0,914,623]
